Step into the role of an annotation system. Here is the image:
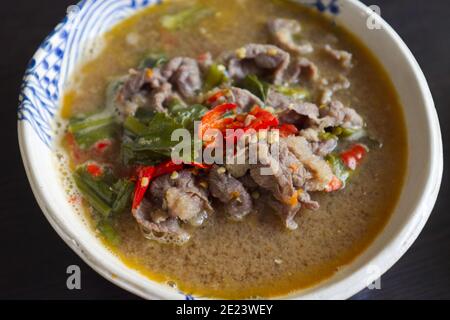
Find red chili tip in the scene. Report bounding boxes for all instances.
[86,164,103,177]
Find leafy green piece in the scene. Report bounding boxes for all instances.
[274,85,310,100]
[331,126,356,138]
[73,172,113,217]
[124,116,151,137]
[97,220,120,246]
[326,154,351,187]
[122,143,168,166]
[121,114,182,165]
[319,131,338,141]
[121,104,206,165]
[134,107,156,124]
[73,165,134,218]
[144,112,183,137]
[138,53,168,69]
[204,64,228,92]
[170,104,207,130]
[68,114,118,149]
[111,179,135,214]
[160,5,214,31]
[240,75,270,101]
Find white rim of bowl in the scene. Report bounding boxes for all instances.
[18,0,443,300]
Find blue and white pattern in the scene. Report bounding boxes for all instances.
[18,0,339,148]
[17,0,342,301]
[18,0,161,147]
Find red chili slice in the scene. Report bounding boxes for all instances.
[340,144,368,170]
[325,176,343,192]
[132,166,156,210]
[86,163,103,178]
[278,124,299,137]
[205,91,225,105]
[246,106,279,131]
[154,160,184,177]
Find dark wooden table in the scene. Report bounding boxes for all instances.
[1,0,448,300]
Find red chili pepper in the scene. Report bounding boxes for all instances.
[202,103,237,123]
[197,52,210,64]
[132,166,155,210]
[200,103,238,142]
[278,124,299,137]
[325,175,343,192]
[93,139,112,154]
[65,132,84,163]
[246,106,279,131]
[205,91,225,105]
[154,160,184,177]
[86,163,103,178]
[132,160,210,209]
[340,144,368,170]
[189,162,212,170]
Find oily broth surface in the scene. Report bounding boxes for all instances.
[61,0,407,298]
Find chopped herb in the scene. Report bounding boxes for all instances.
[97,219,120,245]
[160,5,214,31]
[319,131,338,140]
[73,164,135,218]
[274,85,310,100]
[326,154,350,188]
[68,113,119,150]
[204,64,228,91]
[138,53,168,69]
[240,75,270,102]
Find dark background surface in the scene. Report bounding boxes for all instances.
[0,0,448,300]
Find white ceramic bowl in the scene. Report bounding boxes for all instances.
[18,0,443,299]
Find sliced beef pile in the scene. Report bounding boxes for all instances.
[268,18,314,55]
[209,87,264,112]
[286,57,319,83]
[224,43,290,85]
[318,100,364,130]
[122,17,368,237]
[208,165,253,220]
[132,170,212,244]
[224,136,331,230]
[319,75,351,105]
[161,57,202,98]
[324,44,353,69]
[113,57,203,118]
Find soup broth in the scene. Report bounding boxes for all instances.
[60,0,407,299]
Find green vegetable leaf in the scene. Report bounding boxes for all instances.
[160,5,214,31]
[326,154,351,188]
[97,220,120,246]
[134,107,156,124]
[111,179,135,214]
[170,104,207,130]
[73,164,134,218]
[274,85,310,100]
[69,114,119,150]
[240,75,270,102]
[204,64,228,92]
[138,53,168,69]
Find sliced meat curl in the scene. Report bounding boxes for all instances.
[286,57,320,83]
[150,170,212,223]
[285,136,334,192]
[318,100,364,130]
[324,44,353,68]
[224,44,290,85]
[161,57,202,98]
[132,198,191,245]
[268,18,314,55]
[211,87,264,112]
[208,165,253,220]
[319,75,351,105]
